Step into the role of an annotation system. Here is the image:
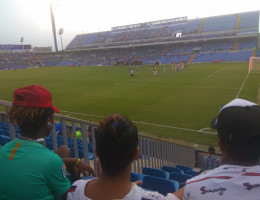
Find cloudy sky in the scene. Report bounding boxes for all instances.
[0,0,259,50]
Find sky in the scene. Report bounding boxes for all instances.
[0,0,259,50]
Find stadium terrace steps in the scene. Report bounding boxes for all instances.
[123,31,131,41]
[57,54,69,66]
[179,47,185,54]
[188,54,196,64]
[235,15,241,30]
[3,55,10,62]
[156,27,165,39]
[233,42,239,51]
[198,19,205,34]
[94,32,105,44]
[161,48,168,55]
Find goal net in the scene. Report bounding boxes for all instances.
[249,57,260,73]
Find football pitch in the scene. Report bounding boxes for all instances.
[0,62,259,149]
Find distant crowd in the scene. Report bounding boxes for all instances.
[0,38,255,70]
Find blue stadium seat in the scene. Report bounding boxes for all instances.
[142,175,179,196]
[199,168,207,173]
[176,165,193,173]
[0,135,11,146]
[185,170,200,177]
[169,172,192,188]
[0,129,10,137]
[162,165,184,174]
[130,172,145,182]
[142,167,169,179]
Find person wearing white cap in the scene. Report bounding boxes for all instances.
[174,98,260,200]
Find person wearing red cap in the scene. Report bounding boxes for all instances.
[0,85,94,200]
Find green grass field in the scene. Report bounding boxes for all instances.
[0,62,259,149]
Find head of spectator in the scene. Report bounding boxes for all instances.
[174,99,260,200]
[210,98,260,166]
[95,113,138,177]
[201,145,220,170]
[208,146,215,155]
[0,85,71,200]
[8,84,59,140]
[1,85,94,200]
[67,114,178,199]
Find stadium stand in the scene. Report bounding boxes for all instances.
[0,11,259,70]
[65,11,258,49]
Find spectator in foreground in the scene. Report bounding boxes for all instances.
[201,146,220,170]
[174,98,260,200]
[0,85,94,200]
[67,114,179,200]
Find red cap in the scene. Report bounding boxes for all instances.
[12,85,59,113]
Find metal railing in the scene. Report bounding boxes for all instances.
[0,99,196,176]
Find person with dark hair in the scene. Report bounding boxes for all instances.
[0,85,94,200]
[67,114,179,200]
[201,146,220,170]
[174,98,260,200]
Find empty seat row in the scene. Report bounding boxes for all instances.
[135,166,199,189]
[130,164,202,195]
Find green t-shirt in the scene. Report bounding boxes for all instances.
[76,131,82,140]
[0,138,71,200]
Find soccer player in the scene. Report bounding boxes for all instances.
[131,68,134,79]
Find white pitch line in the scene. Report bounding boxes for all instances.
[132,121,216,135]
[60,110,105,118]
[60,110,216,135]
[115,83,238,91]
[208,68,225,77]
[236,72,250,98]
[199,128,214,132]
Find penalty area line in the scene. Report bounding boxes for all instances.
[60,110,216,135]
[236,72,250,98]
[208,68,225,78]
